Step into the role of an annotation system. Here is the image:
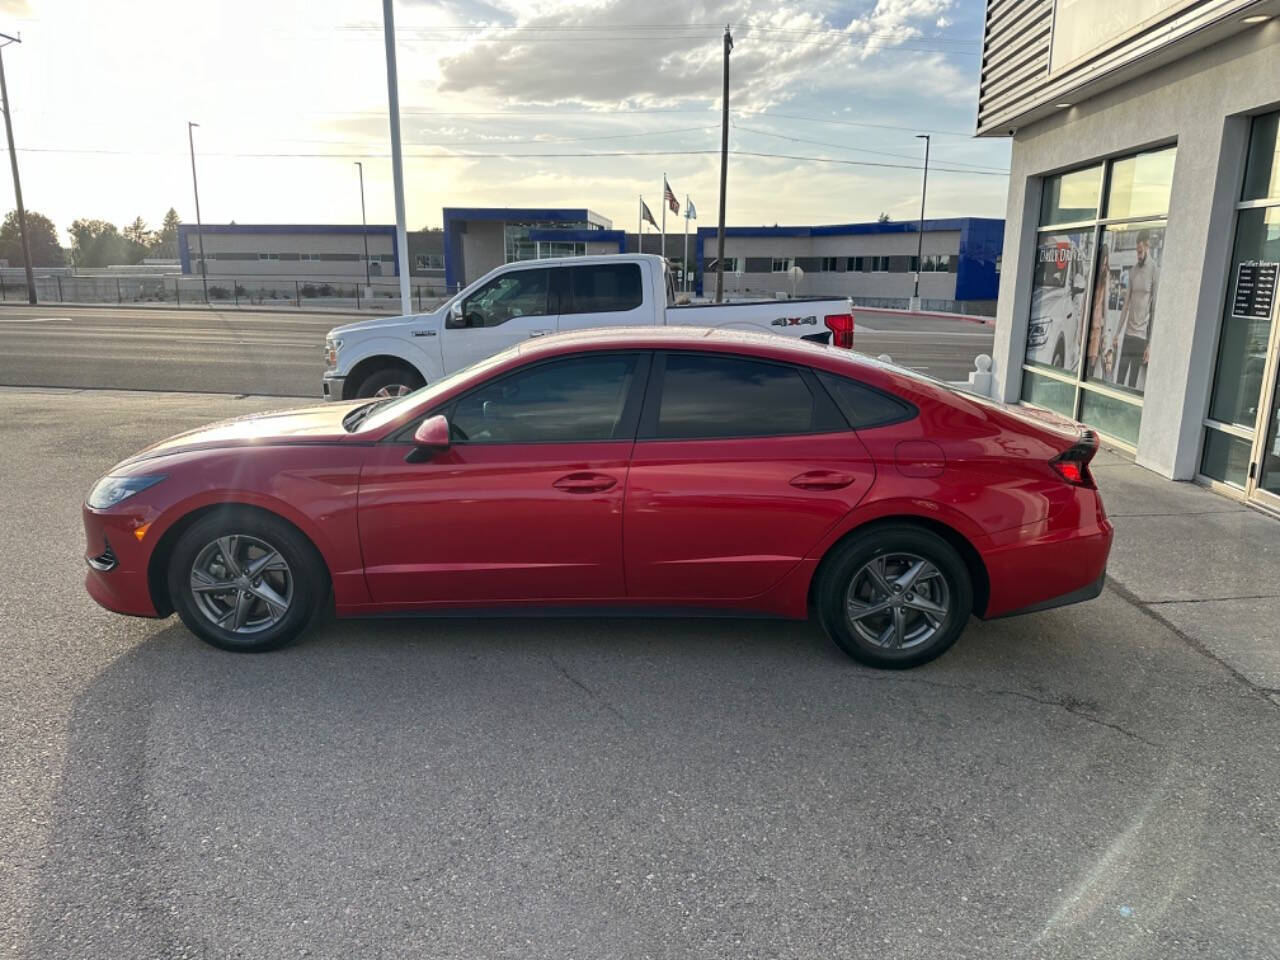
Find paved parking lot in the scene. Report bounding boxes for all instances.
[3,388,1278,959]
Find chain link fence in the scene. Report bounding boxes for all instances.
[0,272,453,314]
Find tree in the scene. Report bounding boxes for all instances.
[152,207,180,254]
[123,216,152,264]
[0,210,65,267]
[69,219,130,267]
[877,212,892,223]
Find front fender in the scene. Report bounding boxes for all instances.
[334,335,443,385]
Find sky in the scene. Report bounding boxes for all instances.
[1,0,1011,246]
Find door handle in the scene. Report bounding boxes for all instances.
[553,472,618,493]
[528,329,553,338]
[789,470,855,490]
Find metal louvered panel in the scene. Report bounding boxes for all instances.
[978,0,1054,133]
[977,0,1268,135]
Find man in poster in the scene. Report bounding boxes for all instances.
[1112,230,1158,389]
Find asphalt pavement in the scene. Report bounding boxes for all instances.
[0,304,994,397]
[2,387,1277,960]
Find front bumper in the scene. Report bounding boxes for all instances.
[322,374,346,401]
[83,505,161,618]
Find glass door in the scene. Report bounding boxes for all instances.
[1251,308,1280,509]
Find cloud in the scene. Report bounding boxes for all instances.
[435,0,960,110]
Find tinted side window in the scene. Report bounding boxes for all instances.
[451,354,639,443]
[453,268,550,329]
[816,370,915,428]
[568,264,643,314]
[654,354,818,439]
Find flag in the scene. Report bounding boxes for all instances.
[664,178,680,215]
[685,198,697,220]
[641,199,658,228]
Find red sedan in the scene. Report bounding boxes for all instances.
[84,328,1111,668]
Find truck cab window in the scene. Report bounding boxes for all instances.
[452,268,550,329]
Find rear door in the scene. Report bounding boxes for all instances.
[556,262,649,333]
[623,351,876,601]
[442,265,559,372]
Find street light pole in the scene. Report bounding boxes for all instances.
[911,133,930,312]
[355,161,371,289]
[714,24,732,303]
[187,121,208,304]
[0,33,36,304]
[382,0,412,315]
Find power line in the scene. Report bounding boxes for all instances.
[16,144,1008,175]
[731,123,1008,172]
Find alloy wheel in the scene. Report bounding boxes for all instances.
[844,552,951,650]
[372,383,412,398]
[189,534,294,635]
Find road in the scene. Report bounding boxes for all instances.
[3,387,1278,959]
[0,304,994,397]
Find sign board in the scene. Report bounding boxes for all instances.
[1232,261,1279,321]
[1050,0,1195,72]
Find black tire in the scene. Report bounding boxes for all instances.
[815,523,973,669]
[167,509,327,653]
[355,365,425,399]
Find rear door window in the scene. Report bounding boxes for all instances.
[566,263,643,314]
[649,353,830,439]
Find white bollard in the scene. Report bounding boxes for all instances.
[968,354,993,396]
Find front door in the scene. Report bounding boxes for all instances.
[357,352,648,607]
[442,265,558,372]
[623,351,876,601]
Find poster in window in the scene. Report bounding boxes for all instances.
[1025,229,1094,371]
[1084,223,1164,394]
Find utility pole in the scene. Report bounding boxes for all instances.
[911,133,930,312]
[714,24,733,303]
[0,33,35,304]
[355,161,371,290]
[382,0,412,315]
[187,121,208,304]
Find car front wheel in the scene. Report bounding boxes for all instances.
[816,524,973,669]
[167,510,327,652]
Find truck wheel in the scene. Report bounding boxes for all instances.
[356,366,425,399]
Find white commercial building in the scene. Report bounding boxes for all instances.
[980,0,1280,512]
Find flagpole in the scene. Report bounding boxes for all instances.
[683,195,689,294]
[661,174,666,267]
[638,195,643,255]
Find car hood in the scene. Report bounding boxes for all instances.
[328,310,442,338]
[119,401,364,466]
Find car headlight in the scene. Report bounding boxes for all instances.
[325,338,342,369]
[87,475,166,510]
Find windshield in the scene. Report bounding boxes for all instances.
[353,349,515,434]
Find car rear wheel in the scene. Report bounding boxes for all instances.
[167,510,327,652]
[355,366,425,399]
[816,524,973,669]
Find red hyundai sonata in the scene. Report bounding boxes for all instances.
[84,328,1111,668]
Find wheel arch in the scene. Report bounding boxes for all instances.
[147,502,333,617]
[808,514,991,619]
[342,354,427,399]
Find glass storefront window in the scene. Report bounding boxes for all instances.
[1025,229,1094,371]
[1080,389,1142,446]
[1022,146,1176,446]
[1040,165,1103,225]
[1205,207,1280,427]
[1242,112,1280,202]
[1084,221,1165,394]
[1200,428,1252,489]
[1021,370,1076,418]
[1104,146,1177,219]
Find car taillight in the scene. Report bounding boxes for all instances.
[824,312,855,348]
[1050,430,1098,487]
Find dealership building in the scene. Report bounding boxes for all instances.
[980,0,1280,510]
[180,209,1004,314]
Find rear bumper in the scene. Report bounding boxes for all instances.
[976,496,1113,620]
[322,374,346,401]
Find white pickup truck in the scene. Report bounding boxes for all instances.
[322,253,856,399]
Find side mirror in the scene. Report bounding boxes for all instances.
[447,300,467,329]
[405,414,450,463]
[449,300,463,321]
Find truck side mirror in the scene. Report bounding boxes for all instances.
[447,300,466,329]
